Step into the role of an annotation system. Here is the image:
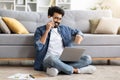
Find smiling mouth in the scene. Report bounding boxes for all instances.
[55,23,58,26]
[54,22,60,28]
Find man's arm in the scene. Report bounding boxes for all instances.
[74,34,83,44]
[34,21,54,51]
[68,27,84,44]
[40,21,54,44]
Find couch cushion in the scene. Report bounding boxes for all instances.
[79,34,120,45]
[94,17,120,34]
[75,46,120,57]
[0,34,34,45]
[0,17,11,34]
[2,17,29,34]
[0,46,35,58]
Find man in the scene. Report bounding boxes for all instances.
[34,6,96,76]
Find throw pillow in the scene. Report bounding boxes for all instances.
[89,19,100,33]
[2,17,29,34]
[118,28,120,34]
[94,17,120,34]
[0,17,11,34]
[0,29,2,33]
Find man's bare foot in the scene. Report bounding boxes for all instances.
[73,65,96,74]
[73,68,79,73]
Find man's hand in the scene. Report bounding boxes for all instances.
[46,21,55,32]
[39,21,55,44]
[74,35,83,44]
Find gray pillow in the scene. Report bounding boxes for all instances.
[0,29,2,33]
[89,19,100,34]
[118,27,120,34]
[0,17,11,34]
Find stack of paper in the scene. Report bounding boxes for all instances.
[8,73,35,80]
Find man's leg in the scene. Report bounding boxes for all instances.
[43,56,74,75]
[67,55,92,68]
[66,55,96,74]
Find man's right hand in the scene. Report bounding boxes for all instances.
[46,21,55,32]
[39,21,55,44]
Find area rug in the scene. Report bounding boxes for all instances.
[0,65,120,80]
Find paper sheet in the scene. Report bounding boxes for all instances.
[8,73,35,80]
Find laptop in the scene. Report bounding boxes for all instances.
[60,47,85,62]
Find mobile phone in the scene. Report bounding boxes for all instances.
[48,17,53,22]
[48,17,55,28]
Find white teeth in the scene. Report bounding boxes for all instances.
[55,23,58,25]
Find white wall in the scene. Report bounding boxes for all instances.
[101,0,120,18]
[71,0,120,18]
[71,0,97,10]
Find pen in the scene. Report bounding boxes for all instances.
[29,74,35,79]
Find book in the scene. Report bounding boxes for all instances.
[27,5,31,12]
[17,0,25,5]
[3,4,7,10]
[10,4,14,10]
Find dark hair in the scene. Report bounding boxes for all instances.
[48,6,64,17]
[48,7,53,17]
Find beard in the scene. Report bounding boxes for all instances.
[54,22,60,28]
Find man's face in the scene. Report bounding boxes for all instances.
[52,12,62,28]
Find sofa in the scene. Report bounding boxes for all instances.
[0,9,119,62]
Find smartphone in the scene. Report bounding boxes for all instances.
[48,17,53,22]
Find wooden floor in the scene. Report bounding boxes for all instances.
[0,57,120,65]
[0,57,120,61]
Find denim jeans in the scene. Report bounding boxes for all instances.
[43,55,92,75]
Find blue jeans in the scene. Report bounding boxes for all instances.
[43,55,92,75]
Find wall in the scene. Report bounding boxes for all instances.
[71,0,120,18]
[101,0,120,18]
[71,0,97,10]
